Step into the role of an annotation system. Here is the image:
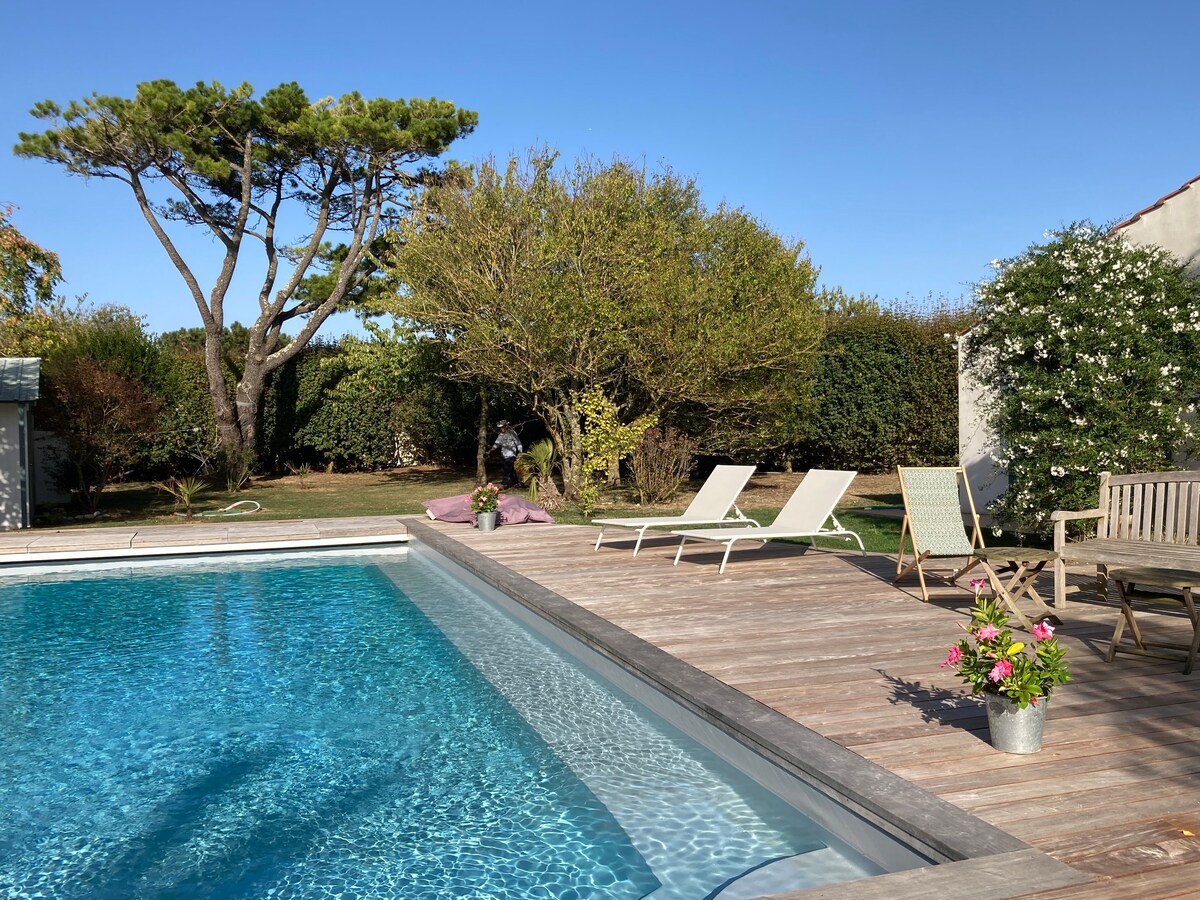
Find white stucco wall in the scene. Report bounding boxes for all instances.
[1118,179,1200,274]
[0,404,25,529]
[957,338,1007,512]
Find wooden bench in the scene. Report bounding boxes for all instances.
[1052,471,1200,609]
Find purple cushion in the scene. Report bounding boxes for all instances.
[421,493,556,525]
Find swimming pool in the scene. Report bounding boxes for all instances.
[0,547,885,898]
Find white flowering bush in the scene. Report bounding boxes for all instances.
[966,223,1200,535]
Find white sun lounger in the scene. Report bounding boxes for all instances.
[592,464,758,556]
[671,469,864,574]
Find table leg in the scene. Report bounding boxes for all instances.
[979,560,1034,630]
[1004,561,1055,613]
[1183,588,1199,676]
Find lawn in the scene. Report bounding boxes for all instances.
[38,466,912,554]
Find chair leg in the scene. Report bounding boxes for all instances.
[673,537,688,567]
[1053,555,1067,610]
[633,526,649,557]
[954,556,982,582]
[896,550,932,586]
[717,539,739,575]
[594,526,606,552]
[895,517,912,578]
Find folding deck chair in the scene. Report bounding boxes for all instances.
[592,464,758,556]
[894,466,984,601]
[671,469,864,574]
[894,466,1057,629]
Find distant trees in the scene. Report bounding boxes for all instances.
[16,79,477,479]
[387,150,826,498]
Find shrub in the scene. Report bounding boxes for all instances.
[631,426,698,504]
[260,332,477,472]
[965,223,1200,534]
[39,356,162,511]
[516,439,564,510]
[799,304,968,472]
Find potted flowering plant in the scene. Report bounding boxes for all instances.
[469,483,502,531]
[941,579,1070,753]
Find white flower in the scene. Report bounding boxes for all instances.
[1051,465,1067,477]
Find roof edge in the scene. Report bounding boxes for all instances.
[1111,173,1200,232]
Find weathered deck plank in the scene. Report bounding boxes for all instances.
[422,519,1200,899]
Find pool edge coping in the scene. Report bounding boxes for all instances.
[407,519,1091,897]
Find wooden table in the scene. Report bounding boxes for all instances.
[975,547,1059,630]
[1107,566,1200,675]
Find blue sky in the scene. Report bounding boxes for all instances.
[2,1,1198,336]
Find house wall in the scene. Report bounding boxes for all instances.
[0,404,25,529]
[1118,180,1200,274]
[957,340,1007,512]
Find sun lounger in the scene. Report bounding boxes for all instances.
[671,469,863,574]
[592,464,758,556]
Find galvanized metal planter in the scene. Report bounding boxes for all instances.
[476,510,499,532]
[985,695,1047,754]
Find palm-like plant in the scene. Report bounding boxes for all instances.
[515,439,563,510]
[154,475,207,518]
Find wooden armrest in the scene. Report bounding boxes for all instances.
[1050,508,1103,523]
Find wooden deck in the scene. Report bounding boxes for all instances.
[424,521,1200,898]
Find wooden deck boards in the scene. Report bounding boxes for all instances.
[428,520,1200,898]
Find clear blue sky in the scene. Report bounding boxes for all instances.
[2,0,1198,336]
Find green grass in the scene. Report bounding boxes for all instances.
[38,470,480,529]
[37,468,911,554]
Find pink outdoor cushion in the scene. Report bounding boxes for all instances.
[422,493,556,526]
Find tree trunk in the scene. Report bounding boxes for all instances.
[476,388,489,483]
[204,325,244,465]
[234,372,263,471]
[544,395,583,501]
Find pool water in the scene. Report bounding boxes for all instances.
[0,551,880,898]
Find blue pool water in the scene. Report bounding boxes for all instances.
[0,550,880,898]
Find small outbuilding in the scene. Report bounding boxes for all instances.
[0,357,41,529]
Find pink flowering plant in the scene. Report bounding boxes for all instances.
[469,483,502,513]
[941,579,1070,709]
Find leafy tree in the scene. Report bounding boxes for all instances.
[965,223,1200,534]
[0,204,61,315]
[388,150,825,497]
[15,79,476,477]
[0,205,67,357]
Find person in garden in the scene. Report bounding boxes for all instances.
[490,420,523,487]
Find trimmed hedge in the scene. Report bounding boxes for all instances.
[799,307,969,473]
[260,336,478,471]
